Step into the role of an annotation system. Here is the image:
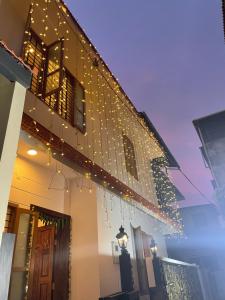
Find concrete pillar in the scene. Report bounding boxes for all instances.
[0,74,27,244]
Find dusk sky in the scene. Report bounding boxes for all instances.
[67,0,225,203]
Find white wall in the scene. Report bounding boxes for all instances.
[9,156,69,214]
[70,179,101,300]
[0,0,30,55]
[9,154,102,299]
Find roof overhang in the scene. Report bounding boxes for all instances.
[0,41,32,88]
[193,110,225,145]
[139,111,180,168]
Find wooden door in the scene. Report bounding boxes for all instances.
[53,222,70,300]
[30,205,71,300]
[29,226,55,300]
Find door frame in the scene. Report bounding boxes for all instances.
[132,226,150,298]
[5,204,71,300]
[8,207,39,300]
[30,205,71,300]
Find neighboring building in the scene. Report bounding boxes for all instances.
[166,202,225,300]
[222,0,225,38]
[0,1,182,300]
[164,110,225,300]
[193,110,225,215]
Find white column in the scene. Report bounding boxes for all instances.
[0,74,27,244]
[70,179,101,300]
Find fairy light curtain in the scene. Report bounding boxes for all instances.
[23,0,181,227]
[151,157,182,223]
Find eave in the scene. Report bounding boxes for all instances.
[139,112,180,169]
[193,109,225,145]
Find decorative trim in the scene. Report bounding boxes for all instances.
[21,113,178,228]
[30,205,71,229]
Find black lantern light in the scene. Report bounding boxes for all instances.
[150,238,157,258]
[116,226,128,251]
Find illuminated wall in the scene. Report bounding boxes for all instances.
[9,152,168,299]
[0,0,166,210]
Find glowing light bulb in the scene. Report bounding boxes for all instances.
[27,149,38,156]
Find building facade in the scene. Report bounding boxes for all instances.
[193,111,225,215]
[0,1,181,300]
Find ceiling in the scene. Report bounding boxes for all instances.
[17,130,80,180]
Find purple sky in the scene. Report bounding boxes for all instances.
[67,0,225,203]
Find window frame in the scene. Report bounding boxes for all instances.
[123,134,138,180]
[43,39,64,107]
[23,29,46,96]
[59,67,75,125]
[74,80,86,133]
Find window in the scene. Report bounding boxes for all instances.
[123,135,138,180]
[44,67,75,126]
[44,40,63,98]
[74,81,86,131]
[23,31,86,132]
[23,31,45,96]
[59,69,75,123]
[4,205,16,233]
